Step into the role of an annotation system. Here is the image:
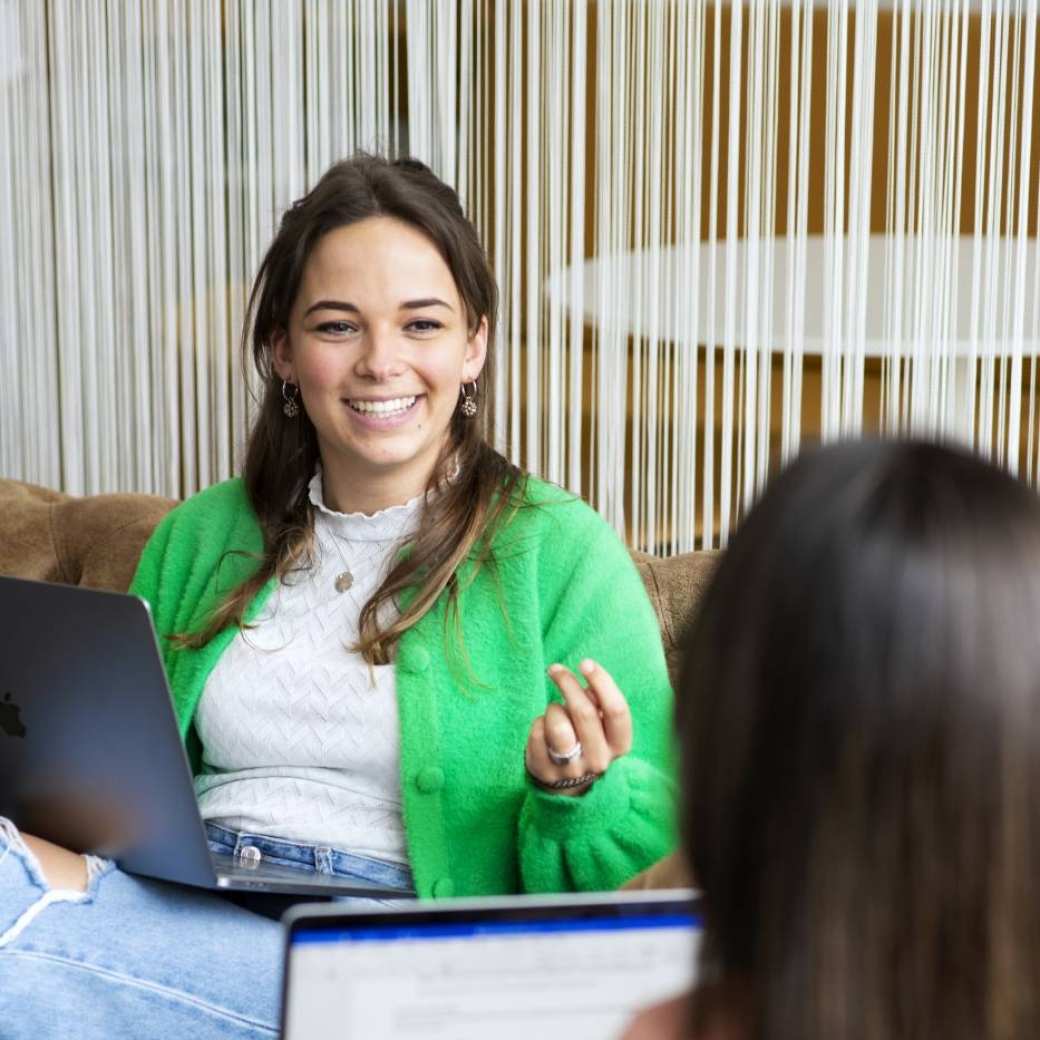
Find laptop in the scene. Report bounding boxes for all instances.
[280,889,701,1039]
[0,575,405,898]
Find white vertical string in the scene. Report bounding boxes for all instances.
[492,0,508,456]
[592,0,612,516]
[846,0,878,439]
[0,1,24,482]
[783,0,813,463]
[545,0,565,487]
[822,0,849,441]
[1006,0,1033,474]
[982,2,1011,460]
[524,0,540,475]
[719,0,742,547]
[508,0,522,466]
[885,1,911,437]
[120,0,149,490]
[756,0,780,497]
[646,1,665,553]
[993,2,1013,466]
[566,0,587,495]
[628,1,645,546]
[702,0,723,551]
[661,0,676,550]
[1032,6,1040,488]
[740,0,763,519]
[673,0,703,552]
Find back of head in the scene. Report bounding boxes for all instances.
[680,439,1040,1040]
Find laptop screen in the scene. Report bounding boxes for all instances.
[281,891,700,1040]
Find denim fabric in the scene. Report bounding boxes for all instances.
[0,818,414,1039]
[204,822,415,896]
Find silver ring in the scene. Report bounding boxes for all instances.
[547,741,583,766]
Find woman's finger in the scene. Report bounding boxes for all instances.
[525,715,554,777]
[579,658,633,755]
[526,711,583,783]
[548,664,612,774]
[543,700,580,760]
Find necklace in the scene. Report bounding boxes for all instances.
[323,531,355,593]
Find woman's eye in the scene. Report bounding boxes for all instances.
[407,319,442,333]
[316,321,355,335]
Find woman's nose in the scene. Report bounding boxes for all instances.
[354,330,404,381]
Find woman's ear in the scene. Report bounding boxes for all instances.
[272,331,295,383]
[462,316,489,383]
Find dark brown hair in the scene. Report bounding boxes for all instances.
[182,154,522,663]
[679,439,1040,1040]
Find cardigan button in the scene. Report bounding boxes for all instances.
[432,877,455,898]
[415,767,445,793]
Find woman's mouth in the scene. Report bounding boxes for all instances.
[344,395,422,427]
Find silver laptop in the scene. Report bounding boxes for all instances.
[280,889,701,1039]
[0,575,405,898]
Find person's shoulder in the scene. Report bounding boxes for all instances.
[151,478,257,558]
[512,474,614,540]
[486,473,628,581]
[165,477,251,527]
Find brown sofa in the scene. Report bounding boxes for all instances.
[0,477,716,888]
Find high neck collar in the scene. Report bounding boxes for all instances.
[307,468,424,543]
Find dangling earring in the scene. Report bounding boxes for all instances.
[459,380,478,418]
[282,380,300,418]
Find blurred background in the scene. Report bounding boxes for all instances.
[1,0,1038,551]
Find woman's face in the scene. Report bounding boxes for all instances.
[273,216,487,510]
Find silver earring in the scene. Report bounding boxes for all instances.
[282,380,300,418]
[460,380,478,418]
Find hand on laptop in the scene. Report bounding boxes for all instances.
[525,658,633,796]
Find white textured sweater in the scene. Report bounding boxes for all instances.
[193,472,422,864]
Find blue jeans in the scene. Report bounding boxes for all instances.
[0,818,414,1039]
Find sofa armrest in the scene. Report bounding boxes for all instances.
[52,493,176,592]
[0,478,175,593]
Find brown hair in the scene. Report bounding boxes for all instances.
[678,440,1040,1040]
[181,155,523,664]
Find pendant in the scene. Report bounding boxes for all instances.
[334,570,354,593]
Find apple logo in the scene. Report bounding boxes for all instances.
[0,692,26,738]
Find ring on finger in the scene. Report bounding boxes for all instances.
[547,740,583,766]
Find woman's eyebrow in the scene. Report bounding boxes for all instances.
[401,297,453,311]
[302,297,454,316]
[303,299,359,317]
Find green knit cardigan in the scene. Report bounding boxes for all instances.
[129,475,677,899]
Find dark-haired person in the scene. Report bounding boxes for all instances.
[0,155,675,1039]
[625,438,1040,1040]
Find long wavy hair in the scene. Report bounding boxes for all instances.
[181,155,523,664]
[679,439,1040,1040]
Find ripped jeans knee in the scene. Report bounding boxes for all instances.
[0,816,282,1039]
[0,817,112,948]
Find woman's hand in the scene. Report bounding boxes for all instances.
[525,658,634,796]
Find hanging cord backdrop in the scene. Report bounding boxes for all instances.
[2,0,1038,551]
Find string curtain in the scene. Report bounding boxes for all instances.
[2,0,1038,552]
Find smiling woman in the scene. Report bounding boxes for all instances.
[0,155,677,1040]
[273,217,487,515]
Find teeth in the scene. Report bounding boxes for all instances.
[348,396,416,415]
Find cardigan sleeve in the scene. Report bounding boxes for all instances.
[516,504,679,892]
